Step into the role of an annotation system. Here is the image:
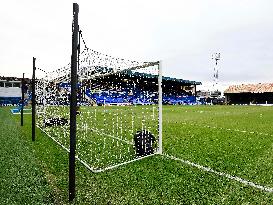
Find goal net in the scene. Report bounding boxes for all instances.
[36,46,162,172]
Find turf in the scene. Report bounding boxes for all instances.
[1,105,273,204]
[0,107,53,204]
[163,105,273,186]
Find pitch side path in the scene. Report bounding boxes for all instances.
[1,106,273,204]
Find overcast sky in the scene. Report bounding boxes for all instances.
[1,0,273,91]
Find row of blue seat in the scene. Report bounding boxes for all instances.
[0,95,196,106]
[85,88,196,105]
[0,97,22,106]
[163,96,196,104]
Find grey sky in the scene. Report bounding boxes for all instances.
[1,0,273,91]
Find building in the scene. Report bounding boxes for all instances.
[224,83,273,104]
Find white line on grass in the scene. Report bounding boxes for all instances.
[94,153,157,173]
[89,127,133,145]
[163,154,273,193]
[37,125,154,173]
[181,122,273,137]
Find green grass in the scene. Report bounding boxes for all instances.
[163,106,273,186]
[2,105,273,204]
[0,107,53,204]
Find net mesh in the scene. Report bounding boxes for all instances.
[36,39,160,172]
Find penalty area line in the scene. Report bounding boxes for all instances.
[163,153,273,193]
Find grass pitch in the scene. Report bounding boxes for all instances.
[1,105,273,204]
[164,105,273,187]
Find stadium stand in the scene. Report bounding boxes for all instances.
[0,76,30,106]
[0,87,21,106]
[58,71,201,105]
[1,72,201,106]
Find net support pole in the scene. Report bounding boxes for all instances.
[158,61,163,154]
[21,73,25,126]
[32,57,36,141]
[69,3,79,202]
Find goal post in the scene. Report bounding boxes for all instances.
[34,4,163,175]
[33,3,164,201]
[74,57,162,172]
[35,58,162,173]
[69,2,79,201]
[158,60,163,155]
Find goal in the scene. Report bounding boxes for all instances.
[36,47,162,172]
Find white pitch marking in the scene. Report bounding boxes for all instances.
[164,154,273,193]
[182,121,273,137]
[95,153,156,173]
[89,127,133,145]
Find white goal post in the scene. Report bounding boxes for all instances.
[158,60,163,155]
[35,46,163,172]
